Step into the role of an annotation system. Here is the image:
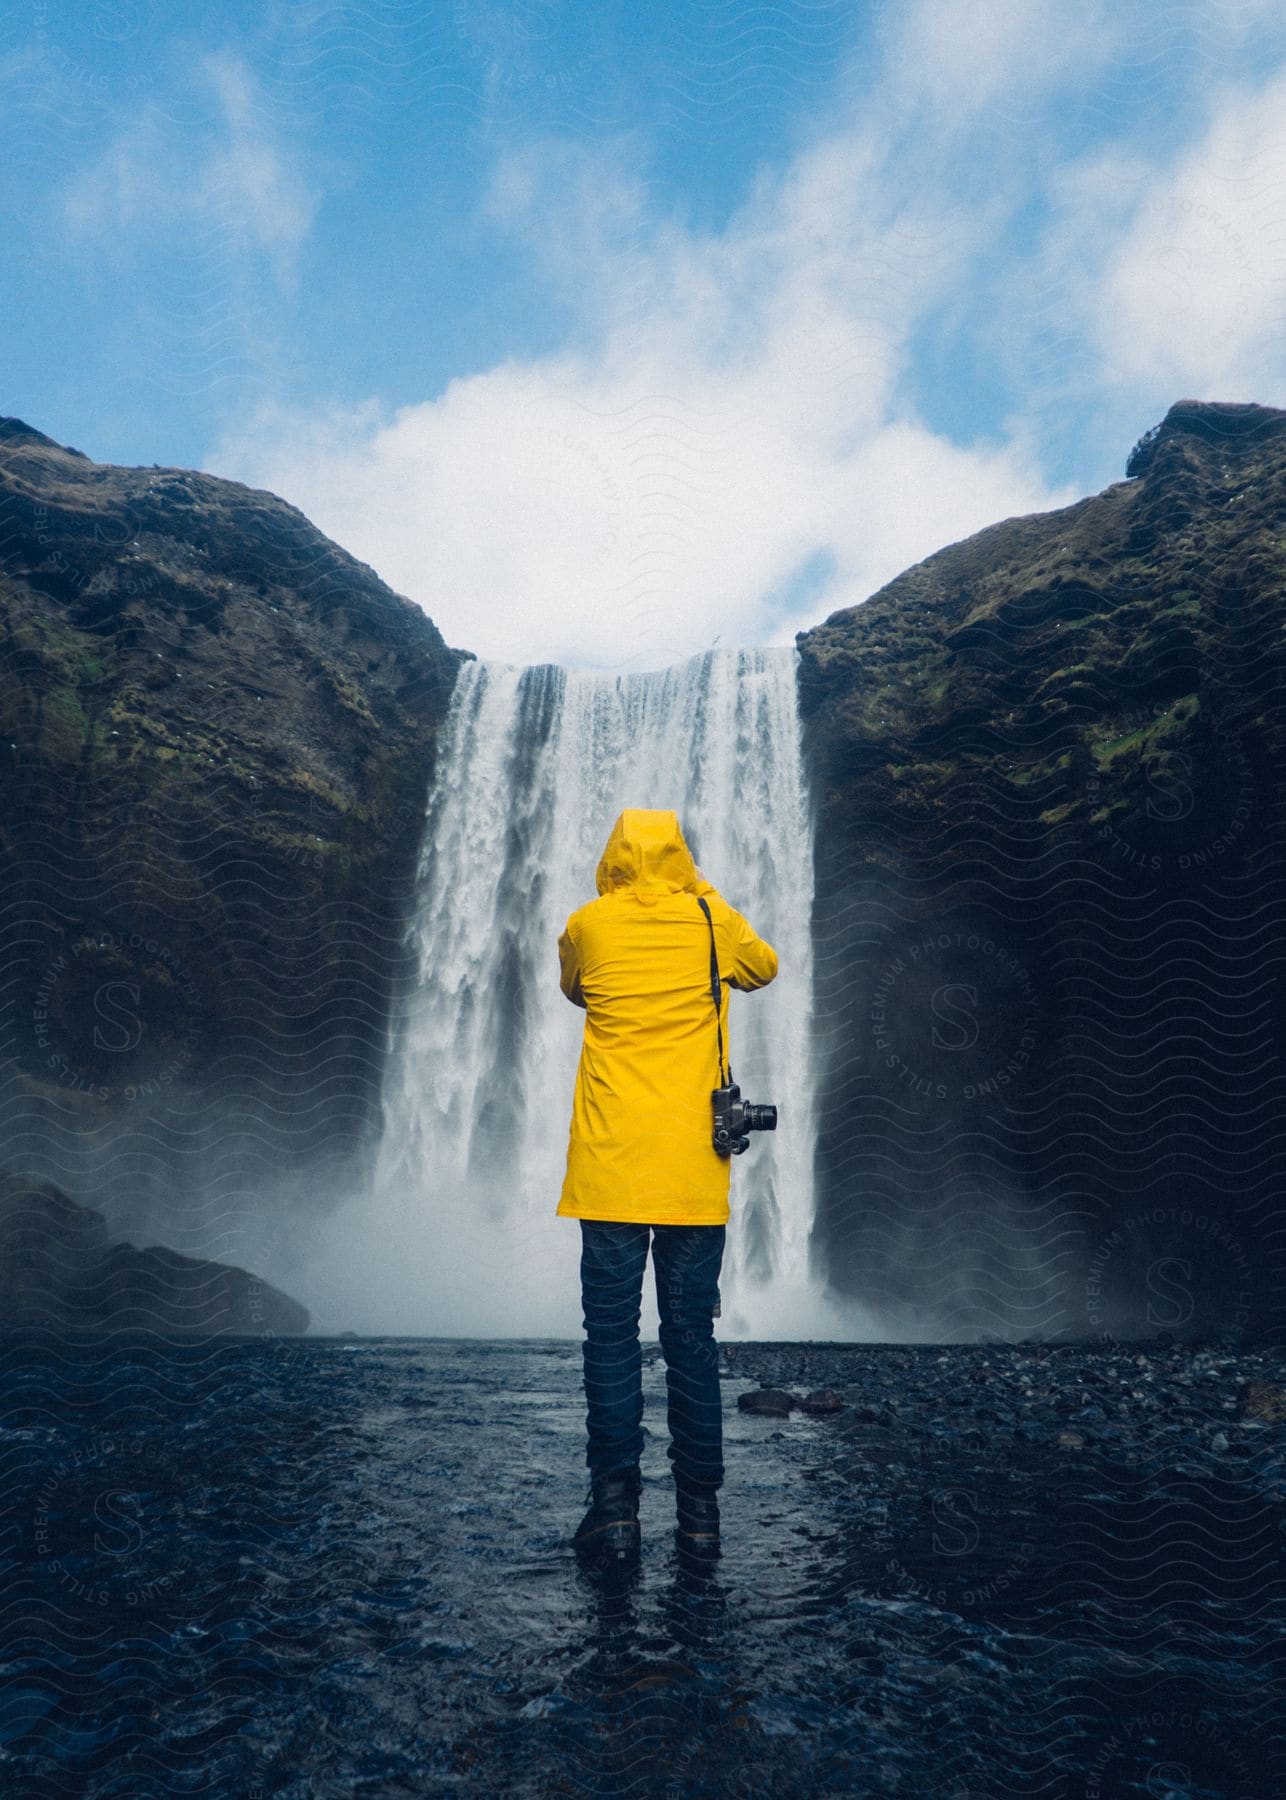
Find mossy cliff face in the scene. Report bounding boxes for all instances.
[0,417,469,1243]
[6,401,1283,1340]
[795,400,1286,1341]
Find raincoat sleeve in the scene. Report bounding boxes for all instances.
[694,879,777,992]
[723,904,778,992]
[558,921,587,1009]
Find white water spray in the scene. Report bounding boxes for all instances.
[302,646,854,1339]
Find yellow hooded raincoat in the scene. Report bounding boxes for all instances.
[555,809,779,1226]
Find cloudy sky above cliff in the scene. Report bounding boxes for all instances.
[7,0,1286,670]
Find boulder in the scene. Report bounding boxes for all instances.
[1236,1381,1286,1423]
[0,1170,309,1335]
[738,1387,797,1416]
[798,1388,846,1415]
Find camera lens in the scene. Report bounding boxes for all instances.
[743,1104,777,1132]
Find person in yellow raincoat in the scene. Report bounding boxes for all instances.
[557,808,778,1565]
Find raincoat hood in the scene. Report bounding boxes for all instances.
[595,809,703,903]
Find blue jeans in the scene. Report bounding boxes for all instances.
[578,1220,726,1494]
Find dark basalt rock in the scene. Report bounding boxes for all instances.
[6,402,1286,1345]
[738,1387,798,1415]
[795,398,1286,1342]
[798,1388,846,1414]
[1124,397,1286,477]
[1237,1381,1286,1423]
[0,416,470,1234]
[0,1170,309,1334]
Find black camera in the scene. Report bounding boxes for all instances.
[711,1081,777,1157]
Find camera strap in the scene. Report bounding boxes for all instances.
[696,897,729,1087]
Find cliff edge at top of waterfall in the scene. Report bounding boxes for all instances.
[793,397,1286,829]
[0,412,470,702]
[0,411,469,906]
[0,416,470,1227]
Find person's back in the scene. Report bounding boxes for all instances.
[556,808,778,1568]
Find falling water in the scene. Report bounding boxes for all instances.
[327,646,835,1340]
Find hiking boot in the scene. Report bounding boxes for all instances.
[675,1485,721,1559]
[573,1467,641,1566]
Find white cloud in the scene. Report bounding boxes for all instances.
[60,49,321,287]
[886,0,1115,118]
[203,9,1286,674]
[62,110,164,240]
[206,121,1079,672]
[1083,71,1286,398]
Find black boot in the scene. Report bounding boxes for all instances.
[573,1466,641,1565]
[675,1484,721,1560]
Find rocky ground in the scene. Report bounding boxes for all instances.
[4,1334,1280,1795]
[719,1336,1286,1481]
[719,1335,1285,1632]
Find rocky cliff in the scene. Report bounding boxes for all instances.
[796,400,1286,1341]
[0,1170,309,1334]
[4,401,1283,1343]
[0,417,469,1281]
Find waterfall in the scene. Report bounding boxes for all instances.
[339,646,833,1340]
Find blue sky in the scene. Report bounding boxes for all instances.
[6,0,1286,670]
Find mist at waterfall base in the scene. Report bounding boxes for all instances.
[298,646,868,1341]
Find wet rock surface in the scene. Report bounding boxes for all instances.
[4,1336,1277,1796]
[720,1337,1286,1495]
[1237,1378,1286,1422]
[798,1387,845,1414]
[736,1386,798,1414]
